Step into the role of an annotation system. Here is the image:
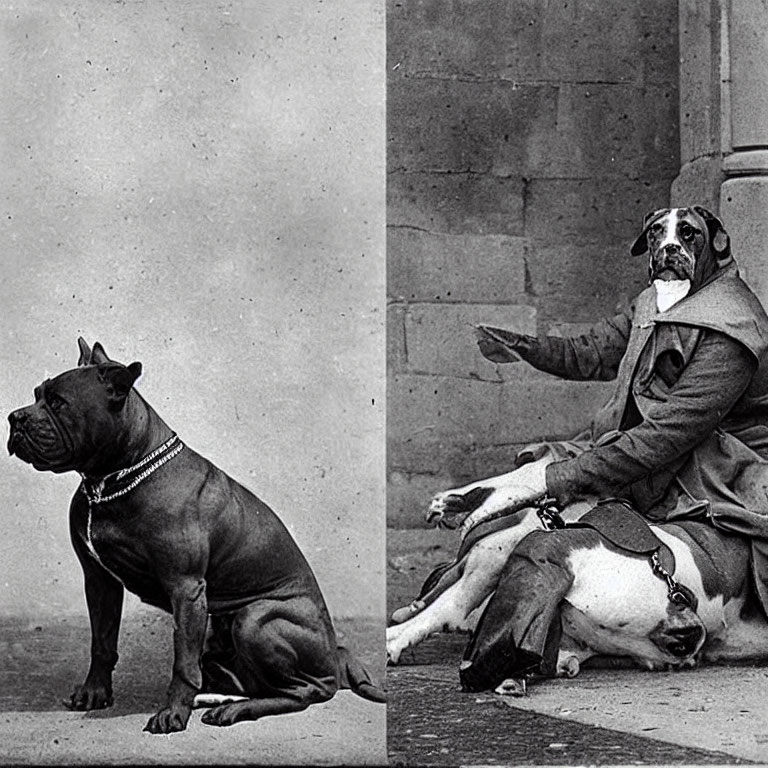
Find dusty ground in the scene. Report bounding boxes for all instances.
[0,606,385,766]
[387,529,768,766]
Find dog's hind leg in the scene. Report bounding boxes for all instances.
[387,525,529,663]
[200,598,339,726]
[202,689,328,726]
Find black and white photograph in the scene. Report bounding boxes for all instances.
[5,0,768,766]
[1,1,385,764]
[386,1,768,765]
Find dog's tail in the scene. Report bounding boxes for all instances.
[337,646,386,703]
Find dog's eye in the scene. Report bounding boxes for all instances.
[680,224,696,242]
[47,393,66,412]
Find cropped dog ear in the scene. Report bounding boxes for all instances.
[89,342,112,365]
[630,208,670,256]
[694,206,731,264]
[97,361,143,408]
[77,338,91,366]
[77,338,113,366]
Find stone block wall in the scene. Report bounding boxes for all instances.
[388,0,681,527]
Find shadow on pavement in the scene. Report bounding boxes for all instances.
[0,607,383,716]
[0,605,385,766]
[0,612,171,716]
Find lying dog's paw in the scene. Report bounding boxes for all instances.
[556,654,581,679]
[386,644,402,666]
[425,492,452,527]
[66,682,113,711]
[144,705,191,734]
[426,487,494,528]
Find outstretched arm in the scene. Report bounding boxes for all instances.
[476,308,633,381]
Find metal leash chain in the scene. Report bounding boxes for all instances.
[535,497,565,530]
[90,441,184,504]
[80,434,184,505]
[114,433,180,479]
[650,550,693,608]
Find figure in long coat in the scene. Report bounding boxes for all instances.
[441,207,768,690]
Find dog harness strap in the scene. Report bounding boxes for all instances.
[535,498,697,610]
[79,433,184,505]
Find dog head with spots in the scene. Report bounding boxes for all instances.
[630,206,732,311]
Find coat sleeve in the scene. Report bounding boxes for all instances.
[545,329,757,505]
[513,309,633,381]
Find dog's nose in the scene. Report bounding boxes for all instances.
[8,408,29,429]
[661,242,683,256]
[660,624,705,658]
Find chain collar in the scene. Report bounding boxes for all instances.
[79,433,184,505]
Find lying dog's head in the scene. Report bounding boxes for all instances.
[7,338,142,474]
[630,205,731,291]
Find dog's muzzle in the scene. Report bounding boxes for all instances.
[7,407,74,471]
[649,243,696,283]
[650,618,706,660]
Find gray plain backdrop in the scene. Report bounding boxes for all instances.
[1,0,384,624]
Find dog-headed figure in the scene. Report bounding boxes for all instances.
[388,206,768,693]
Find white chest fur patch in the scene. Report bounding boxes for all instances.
[654,278,691,312]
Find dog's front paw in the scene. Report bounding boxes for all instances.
[425,493,470,528]
[66,682,113,711]
[425,492,450,526]
[426,487,493,528]
[144,705,191,734]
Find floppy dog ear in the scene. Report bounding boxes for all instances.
[630,208,670,257]
[97,361,143,409]
[694,206,731,264]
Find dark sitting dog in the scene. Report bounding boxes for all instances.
[7,339,384,732]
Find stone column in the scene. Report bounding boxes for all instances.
[671,0,768,306]
[719,0,768,304]
[671,0,724,212]
[674,0,768,305]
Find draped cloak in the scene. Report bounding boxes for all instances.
[526,264,768,610]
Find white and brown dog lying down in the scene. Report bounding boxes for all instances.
[387,206,768,695]
[387,450,768,695]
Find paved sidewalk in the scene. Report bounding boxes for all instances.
[388,528,768,766]
[0,606,385,765]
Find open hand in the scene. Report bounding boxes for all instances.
[474,327,522,363]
